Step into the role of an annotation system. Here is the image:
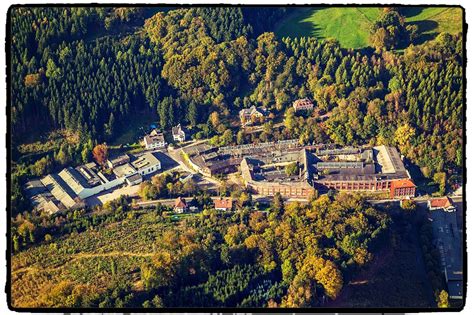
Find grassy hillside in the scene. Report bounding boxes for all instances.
[275,7,463,49]
[402,7,463,43]
[275,7,380,48]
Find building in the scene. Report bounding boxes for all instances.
[107,154,130,169]
[144,129,166,150]
[240,149,315,199]
[26,152,163,214]
[236,143,415,199]
[125,173,143,186]
[213,197,233,211]
[312,145,415,198]
[428,197,456,212]
[39,174,85,210]
[174,197,188,213]
[172,124,186,142]
[429,205,463,300]
[131,152,161,175]
[239,106,268,126]
[389,178,416,199]
[292,98,314,112]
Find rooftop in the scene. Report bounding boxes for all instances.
[144,130,165,146]
[430,208,462,284]
[391,178,416,189]
[40,174,78,208]
[131,152,160,170]
[172,124,185,136]
[108,154,130,167]
[430,197,454,209]
[374,145,406,174]
[214,198,233,209]
[175,197,187,208]
[113,163,137,178]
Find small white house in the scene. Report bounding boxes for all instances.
[174,197,188,213]
[213,197,233,211]
[172,124,186,142]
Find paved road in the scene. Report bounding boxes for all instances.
[167,142,222,186]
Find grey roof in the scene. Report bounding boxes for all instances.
[430,209,463,294]
[113,163,137,178]
[317,147,360,155]
[126,173,143,182]
[76,164,102,186]
[172,124,185,136]
[24,179,48,197]
[40,174,78,208]
[58,167,90,195]
[316,161,364,169]
[374,145,406,174]
[108,154,130,166]
[144,130,165,146]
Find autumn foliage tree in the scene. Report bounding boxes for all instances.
[92,144,108,167]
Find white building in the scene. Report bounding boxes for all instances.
[29,153,163,214]
[144,129,166,150]
[172,124,186,142]
[131,152,161,175]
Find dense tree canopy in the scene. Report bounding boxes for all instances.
[11,193,390,308]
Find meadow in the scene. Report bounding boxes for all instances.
[275,7,463,49]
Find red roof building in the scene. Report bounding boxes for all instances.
[174,197,188,213]
[390,178,416,199]
[292,98,314,112]
[428,197,456,212]
[213,197,233,211]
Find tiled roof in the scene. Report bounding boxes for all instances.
[175,197,187,208]
[213,198,233,209]
[430,197,453,208]
[391,178,416,189]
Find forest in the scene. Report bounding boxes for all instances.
[11,193,392,308]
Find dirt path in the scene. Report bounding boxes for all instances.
[74,251,155,259]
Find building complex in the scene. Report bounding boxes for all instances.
[25,152,162,214]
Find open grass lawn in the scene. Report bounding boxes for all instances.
[403,7,463,44]
[275,7,462,49]
[275,7,380,49]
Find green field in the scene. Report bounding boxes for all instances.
[402,7,463,43]
[275,7,463,49]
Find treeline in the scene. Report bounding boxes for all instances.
[11,193,390,308]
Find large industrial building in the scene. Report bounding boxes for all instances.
[25,152,162,214]
[310,145,415,197]
[241,149,314,198]
[240,143,415,199]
